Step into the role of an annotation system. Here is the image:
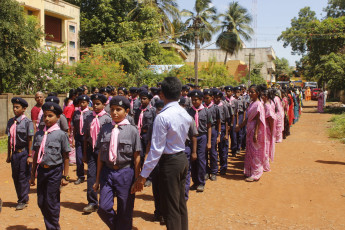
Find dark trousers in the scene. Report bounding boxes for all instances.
[184,145,192,201]
[159,153,188,230]
[231,114,244,153]
[98,166,135,230]
[87,146,98,206]
[191,134,207,186]
[37,165,63,230]
[218,124,228,173]
[11,150,31,204]
[151,164,161,216]
[206,127,218,175]
[140,132,152,181]
[241,125,247,149]
[75,138,85,179]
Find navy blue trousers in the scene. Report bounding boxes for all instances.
[206,127,218,175]
[86,146,98,206]
[98,166,135,230]
[11,150,31,204]
[231,113,244,153]
[75,138,85,179]
[191,134,207,186]
[37,164,63,230]
[218,124,228,173]
[184,145,192,200]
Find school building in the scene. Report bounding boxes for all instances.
[16,0,80,64]
[185,47,277,83]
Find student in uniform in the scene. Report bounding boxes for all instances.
[82,93,112,213]
[202,89,221,181]
[181,85,192,108]
[187,90,212,192]
[132,77,192,230]
[150,87,161,107]
[93,96,141,230]
[30,102,71,230]
[213,90,231,175]
[72,95,93,185]
[134,90,156,187]
[117,87,128,98]
[232,87,246,156]
[100,87,112,114]
[31,92,45,133]
[129,87,141,116]
[6,97,34,210]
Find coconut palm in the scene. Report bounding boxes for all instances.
[129,0,180,35]
[181,0,218,85]
[216,1,253,64]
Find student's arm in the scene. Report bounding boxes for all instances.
[6,136,11,163]
[268,116,274,135]
[217,118,221,144]
[33,121,37,133]
[27,136,33,164]
[253,113,260,143]
[30,136,38,186]
[207,123,211,150]
[61,152,70,186]
[236,118,248,132]
[93,152,104,192]
[224,120,229,140]
[134,151,141,180]
[191,136,197,161]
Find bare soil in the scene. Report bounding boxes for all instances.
[1,100,345,230]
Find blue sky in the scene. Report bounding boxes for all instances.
[176,0,328,66]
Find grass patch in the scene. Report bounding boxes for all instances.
[329,113,345,144]
[0,136,8,154]
[324,107,345,114]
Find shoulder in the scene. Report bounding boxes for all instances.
[23,117,33,123]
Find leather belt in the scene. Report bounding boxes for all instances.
[40,164,62,169]
[14,148,25,153]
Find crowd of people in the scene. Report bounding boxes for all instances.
[3,77,303,230]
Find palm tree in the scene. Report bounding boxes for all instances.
[216,1,253,65]
[181,0,218,85]
[129,0,180,35]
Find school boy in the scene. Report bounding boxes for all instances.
[129,87,141,116]
[181,85,192,108]
[187,90,212,192]
[38,96,69,132]
[117,87,128,98]
[202,89,221,181]
[213,90,231,175]
[134,90,156,186]
[82,93,112,213]
[149,87,161,107]
[30,102,70,230]
[72,95,93,185]
[100,87,112,114]
[93,96,141,230]
[6,97,34,210]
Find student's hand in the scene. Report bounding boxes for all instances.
[131,176,145,194]
[235,126,240,133]
[93,182,99,192]
[30,173,36,186]
[27,157,33,165]
[82,154,87,164]
[223,135,228,141]
[61,178,69,186]
[191,152,197,161]
[207,143,211,150]
[6,155,11,163]
[253,134,258,143]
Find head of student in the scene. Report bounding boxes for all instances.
[224,86,233,97]
[139,90,152,108]
[155,100,165,114]
[129,87,138,98]
[42,102,62,128]
[213,90,223,104]
[11,97,28,117]
[100,87,111,99]
[203,89,213,105]
[160,77,182,103]
[234,86,241,98]
[178,96,186,108]
[77,95,90,110]
[91,93,107,113]
[117,87,128,97]
[181,85,190,97]
[189,90,203,108]
[109,96,130,123]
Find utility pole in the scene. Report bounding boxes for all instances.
[191,17,202,86]
[245,53,255,83]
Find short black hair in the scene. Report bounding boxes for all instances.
[161,77,182,100]
[48,92,58,97]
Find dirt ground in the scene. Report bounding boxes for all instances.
[1,100,345,230]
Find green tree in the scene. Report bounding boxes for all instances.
[0,0,42,94]
[216,1,253,64]
[278,7,318,56]
[181,0,218,85]
[324,0,345,18]
[274,57,293,80]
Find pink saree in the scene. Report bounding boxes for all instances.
[244,100,266,180]
[264,101,276,167]
[274,96,284,143]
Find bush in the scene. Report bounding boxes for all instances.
[328,113,345,143]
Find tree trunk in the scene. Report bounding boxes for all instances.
[194,35,199,86]
[224,51,228,65]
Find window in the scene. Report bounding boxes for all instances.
[69,25,75,33]
[69,57,75,63]
[69,41,75,48]
[45,15,62,42]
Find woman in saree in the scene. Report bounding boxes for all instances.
[317,90,324,113]
[272,89,284,143]
[237,85,266,182]
[305,87,311,101]
[282,90,290,139]
[293,90,299,124]
[287,89,294,126]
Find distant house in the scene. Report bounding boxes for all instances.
[16,0,80,64]
[185,47,276,82]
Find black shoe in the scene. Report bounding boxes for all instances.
[219,170,226,175]
[205,174,210,180]
[74,178,85,185]
[196,185,205,192]
[190,184,198,190]
[231,153,237,157]
[236,150,240,154]
[83,204,98,213]
[144,180,152,187]
[210,174,217,181]
[15,203,27,210]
